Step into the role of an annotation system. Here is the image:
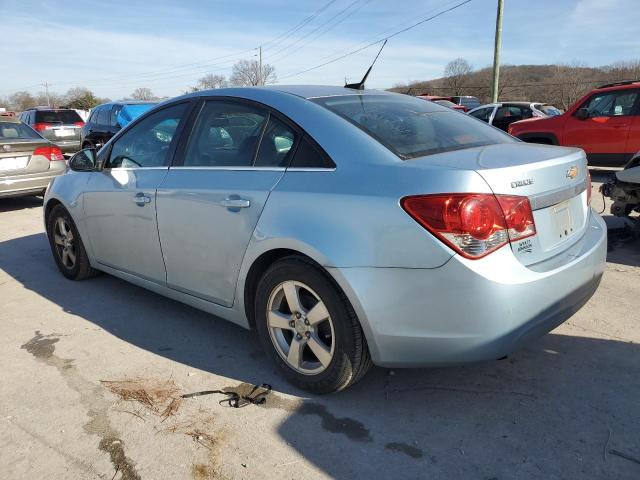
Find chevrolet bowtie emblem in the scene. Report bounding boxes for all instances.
[566,166,578,179]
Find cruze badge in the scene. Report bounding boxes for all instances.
[511,178,534,188]
[566,166,578,179]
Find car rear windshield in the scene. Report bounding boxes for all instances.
[458,97,481,109]
[35,110,83,124]
[0,121,41,140]
[312,95,514,159]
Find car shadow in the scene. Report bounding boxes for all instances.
[0,195,43,213]
[1,231,639,479]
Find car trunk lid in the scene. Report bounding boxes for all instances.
[412,143,590,266]
[0,139,53,175]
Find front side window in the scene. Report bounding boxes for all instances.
[581,90,639,117]
[183,101,268,167]
[313,95,514,159]
[106,103,188,168]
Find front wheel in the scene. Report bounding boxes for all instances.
[254,256,372,394]
[46,204,99,280]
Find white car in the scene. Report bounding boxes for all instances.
[468,102,563,132]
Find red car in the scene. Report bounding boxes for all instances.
[509,81,640,166]
[416,95,467,112]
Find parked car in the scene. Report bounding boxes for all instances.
[469,102,563,132]
[0,116,65,198]
[44,86,606,393]
[18,107,84,154]
[450,95,481,111]
[509,81,640,165]
[81,101,156,150]
[416,95,466,112]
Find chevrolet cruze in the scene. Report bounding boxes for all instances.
[44,86,607,393]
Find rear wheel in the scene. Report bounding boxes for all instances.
[46,204,99,280]
[254,256,371,394]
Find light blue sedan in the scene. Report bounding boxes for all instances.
[43,86,607,393]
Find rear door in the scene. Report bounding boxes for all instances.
[156,98,297,306]
[563,89,639,164]
[82,102,192,283]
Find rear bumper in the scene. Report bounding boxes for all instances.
[52,140,81,153]
[0,164,66,198]
[330,210,607,367]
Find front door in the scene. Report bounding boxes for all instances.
[563,89,639,164]
[83,102,191,283]
[156,99,298,306]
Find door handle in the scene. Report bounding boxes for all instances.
[133,193,151,205]
[220,197,250,209]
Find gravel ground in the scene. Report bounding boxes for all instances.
[1,169,639,480]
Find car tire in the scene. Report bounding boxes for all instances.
[46,204,99,280]
[254,256,372,394]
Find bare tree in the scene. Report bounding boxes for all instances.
[8,91,37,112]
[443,58,473,96]
[131,87,157,101]
[229,59,276,87]
[548,62,592,110]
[188,74,228,93]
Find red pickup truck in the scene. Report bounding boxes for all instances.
[509,81,640,166]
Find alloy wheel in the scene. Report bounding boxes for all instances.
[53,217,77,270]
[266,280,335,375]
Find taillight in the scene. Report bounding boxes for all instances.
[401,193,536,259]
[33,146,65,161]
[586,171,592,206]
[33,123,51,131]
[74,121,84,128]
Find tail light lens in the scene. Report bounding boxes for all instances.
[33,146,65,161]
[401,193,536,259]
[586,171,592,206]
[74,121,84,128]
[33,123,51,132]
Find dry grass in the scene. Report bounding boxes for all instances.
[101,378,182,419]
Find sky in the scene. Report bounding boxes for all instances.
[1,0,639,101]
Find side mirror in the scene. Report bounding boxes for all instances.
[69,148,97,172]
[575,108,589,120]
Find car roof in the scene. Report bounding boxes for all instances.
[184,85,396,100]
[595,80,640,92]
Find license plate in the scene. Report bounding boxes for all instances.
[54,129,74,137]
[0,156,29,171]
[553,200,575,240]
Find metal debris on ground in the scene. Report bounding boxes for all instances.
[181,383,272,408]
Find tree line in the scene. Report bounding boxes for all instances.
[390,59,640,109]
[0,59,277,113]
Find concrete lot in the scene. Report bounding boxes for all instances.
[1,170,639,479]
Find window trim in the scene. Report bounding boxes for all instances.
[102,100,195,170]
[171,96,335,170]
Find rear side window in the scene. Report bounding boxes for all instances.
[313,95,513,159]
[183,101,268,167]
[0,121,41,140]
[97,107,110,126]
[289,135,335,168]
[35,110,82,124]
[254,116,297,167]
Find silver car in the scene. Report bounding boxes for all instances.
[43,86,607,393]
[1,116,67,198]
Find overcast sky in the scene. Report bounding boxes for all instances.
[1,0,639,100]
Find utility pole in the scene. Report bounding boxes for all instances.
[258,45,263,86]
[42,82,51,107]
[491,0,504,103]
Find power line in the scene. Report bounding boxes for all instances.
[262,0,338,52]
[280,0,474,80]
[267,0,369,63]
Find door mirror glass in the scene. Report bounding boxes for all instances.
[575,108,589,120]
[69,148,97,171]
